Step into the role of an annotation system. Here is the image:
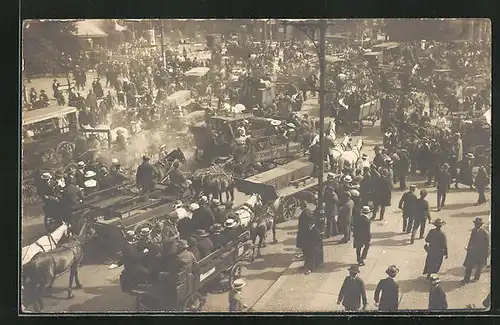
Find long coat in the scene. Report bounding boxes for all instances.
[296,208,313,250]
[338,276,368,310]
[474,168,489,190]
[374,277,399,311]
[423,228,448,274]
[457,159,473,186]
[338,199,354,234]
[398,190,418,217]
[428,285,448,311]
[304,224,324,269]
[463,227,490,268]
[192,206,216,231]
[436,169,452,192]
[353,214,371,248]
[375,177,392,207]
[136,161,157,191]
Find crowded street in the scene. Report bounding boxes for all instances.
[21,19,490,313]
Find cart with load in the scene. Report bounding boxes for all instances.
[126,230,253,312]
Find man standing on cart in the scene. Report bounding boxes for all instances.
[136,154,158,193]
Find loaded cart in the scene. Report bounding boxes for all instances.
[126,230,253,312]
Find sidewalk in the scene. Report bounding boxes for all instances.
[252,182,491,312]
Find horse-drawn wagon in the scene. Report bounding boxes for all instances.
[127,230,253,312]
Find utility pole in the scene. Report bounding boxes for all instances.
[160,20,166,69]
[317,20,327,216]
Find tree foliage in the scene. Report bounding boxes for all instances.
[22,20,82,77]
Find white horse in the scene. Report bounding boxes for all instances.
[337,137,363,173]
[21,222,69,267]
[234,193,264,228]
[327,135,349,171]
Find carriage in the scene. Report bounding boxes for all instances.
[22,106,112,206]
[127,230,253,312]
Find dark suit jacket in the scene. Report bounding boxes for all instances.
[353,214,371,247]
[374,277,399,311]
[398,191,418,217]
[192,206,216,230]
[436,169,452,192]
[196,237,214,258]
[338,276,367,310]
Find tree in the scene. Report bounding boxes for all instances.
[22,20,82,77]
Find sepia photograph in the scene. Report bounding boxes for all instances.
[20,18,491,314]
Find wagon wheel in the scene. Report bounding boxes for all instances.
[22,179,40,206]
[56,141,75,162]
[183,292,206,312]
[280,196,299,222]
[40,148,57,165]
[44,214,62,233]
[228,262,243,287]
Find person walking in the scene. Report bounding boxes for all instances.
[296,199,313,261]
[228,279,248,312]
[374,265,400,311]
[410,189,431,244]
[372,169,392,221]
[423,219,448,279]
[435,163,452,211]
[428,276,448,311]
[474,165,489,206]
[462,217,490,284]
[398,184,418,233]
[395,148,410,190]
[338,191,354,243]
[323,173,339,238]
[303,218,324,275]
[337,265,368,311]
[353,206,372,266]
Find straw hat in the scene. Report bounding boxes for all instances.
[177,239,189,249]
[466,153,475,159]
[361,206,372,214]
[350,190,360,197]
[327,172,335,180]
[212,199,220,205]
[77,161,86,168]
[232,278,246,289]
[84,170,97,178]
[41,172,52,180]
[199,196,208,204]
[111,158,120,165]
[343,175,352,183]
[84,179,97,188]
[224,218,238,228]
[286,123,295,128]
[188,203,200,211]
[270,119,281,126]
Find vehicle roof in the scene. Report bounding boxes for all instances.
[23,106,78,126]
[210,113,253,122]
[184,67,210,77]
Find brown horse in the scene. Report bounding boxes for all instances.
[22,227,86,312]
[249,197,280,258]
[190,164,235,203]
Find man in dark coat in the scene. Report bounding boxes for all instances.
[435,163,452,211]
[337,265,367,311]
[374,265,400,311]
[135,155,158,193]
[411,189,432,244]
[398,184,418,233]
[171,240,197,284]
[193,229,214,258]
[59,176,84,225]
[303,219,324,275]
[423,219,448,278]
[192,197,216,231]
[372,169,392,221]
[119,231,150,291]
[474,165,489,206]
[323,173,339,238]
[373,146,385,168]
[428,277,448,311]
[338,191,354,243]
[462,217,490,284]
[395,149,410,189]
[456,153,474,189]
[350,190,362,227]
[208,224,224,250]
[297,200,313,260]
[353,206,372,266]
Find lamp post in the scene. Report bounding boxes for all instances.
[282,19,329,231]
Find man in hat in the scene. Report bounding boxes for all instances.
[59,175,84,225]
[193,229,214,258]
[136,154,158,193]
[229,279,248,312]
[372,169,392,221]
[435,163,452,211]
[177,203,194,240]
[109,158,128,185]
[411,189,432,244]
[37,172,57,202]
[39,89,49,103]
[398,184,418,233]
[373,146,385,168]
[395,148,410,190]
[118,231,151,291]
[171,239,197,284]
[462,217,490,284]
[192,196,216,231]
[296,199,313,261]
[29,87,38,104]
[428,276,448,311]
[167,161,189,194]
[338,191,354,244]
[222,218,242,245]
[324,128,337,171]
[303,216,324,275]
[209,199,224,224]
[337,265,367,311]
[456,153,474,190]
[74,161,86,188]
[209,224,225,250]
[353,206,372,266]
[350,189,362,227]
[374,265,400,311]
[356,153,370,172]
[474,164,489,206]
[323,173,339,238]
[423,219,448,279]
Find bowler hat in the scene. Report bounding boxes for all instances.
[194,229,210,237]
[348,265,360,273]
[432,218,446,227]
[473,217,484,225]
[386,265,400,277]
[232,278,246,289]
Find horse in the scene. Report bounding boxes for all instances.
[22,225,86,312]
[337,137,363,174]
[154,148,188,183]
[328,135,349,171]
[190,164,235,202]
[248,195,279,258]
